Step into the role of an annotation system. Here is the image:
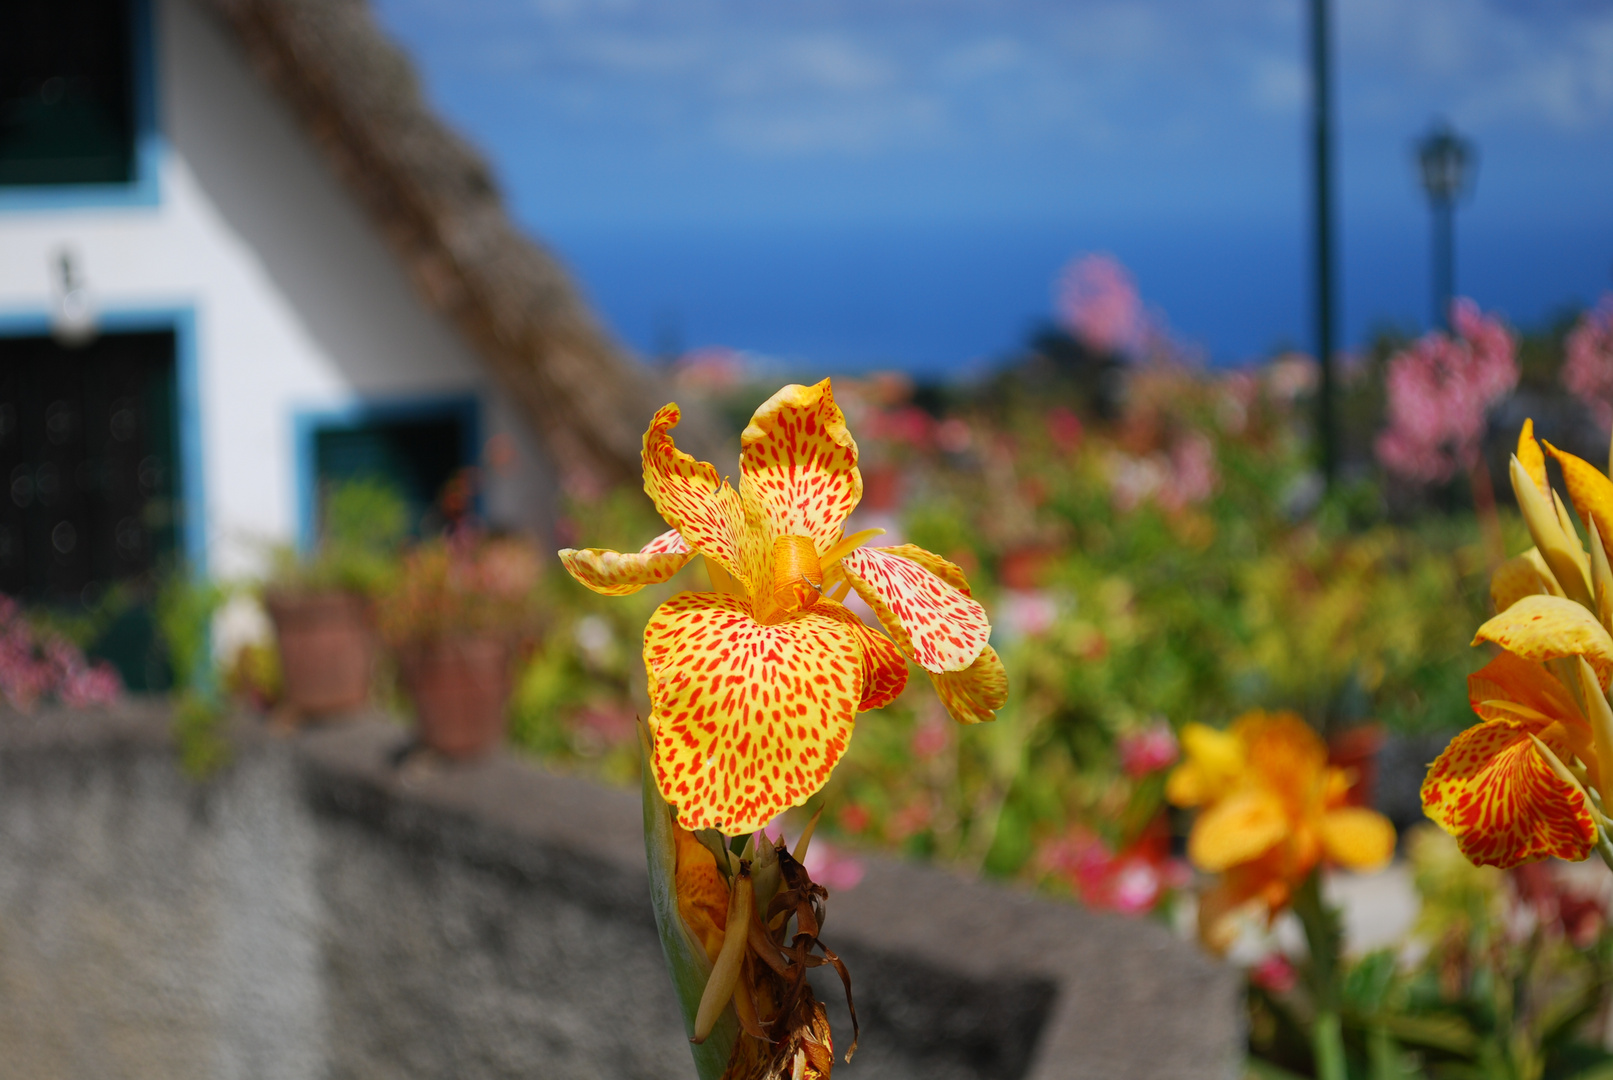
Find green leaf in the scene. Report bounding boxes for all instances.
[1244,1056,1312,1080]
[1375,1013,1481,1056]
[641,721,738,1079]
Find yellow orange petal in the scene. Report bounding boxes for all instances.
[1473,594,1613,689]
[1165,723,1245,807]
[1421,719,1597,868]
[1547,439,1613,571]
[840,546,992,673]
[1195,878,1260,957]
[674,823,729,963]
[930,643,1008,724]
[1237,710,1329,807]
[1188,787,1288,872]
[641,404,755,590]
[1491,554,1550,614]
[1468,650,1583,725]
[1518,419,1550,499]
[559,529,693,596]
[738,380,863,557]
[644,591,864,834]
[1320,807,1396,870]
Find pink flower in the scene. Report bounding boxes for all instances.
[803,839,865,893]
[1375,299,1518,484]
[1047,406,1084,455]
[910,712,951,760]
[1249,953,1298,994]
[1054,253,1145,357]
[0,597,122,711]
[1563,294,1613,431]
[1036,825,1188,916]
[1119,722,1180,778]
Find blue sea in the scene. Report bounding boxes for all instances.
[542,217,1613,378]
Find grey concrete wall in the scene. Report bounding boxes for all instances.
[0,706,1240,1079]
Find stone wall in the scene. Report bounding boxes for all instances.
[0,705,1240,1079]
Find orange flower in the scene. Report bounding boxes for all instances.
[1421,420,1613,871]
[1168,711,1395,953]
[560,380,1005,834]
[1422,652,1598,867]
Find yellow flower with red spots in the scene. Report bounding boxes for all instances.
[1168,710,1395,953]
[561,380,1005,834]
[1422,420,1613,870]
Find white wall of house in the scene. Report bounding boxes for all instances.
[0,0,554,581]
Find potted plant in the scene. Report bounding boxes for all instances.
[264,479,406,720]
[378,530,542,757]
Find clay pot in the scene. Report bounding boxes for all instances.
[265,591,376,718]
[399,637,512,758]
[1327,723,1386,809]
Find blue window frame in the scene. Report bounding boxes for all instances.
[292,394,481,551]
[0,0,161,212]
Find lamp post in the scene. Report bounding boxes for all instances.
[1308,0,1337,485]
[1416,122,1475,331]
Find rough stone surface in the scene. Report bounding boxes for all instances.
[0,706,1241,1079]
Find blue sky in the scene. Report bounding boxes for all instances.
[373,0,1613,372]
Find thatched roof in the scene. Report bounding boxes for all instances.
[192,0,700,486]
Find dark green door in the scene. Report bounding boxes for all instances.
[0,329,180,596]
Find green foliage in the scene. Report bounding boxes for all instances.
[1249,831,1613,1080]
[155,571,231,777]
[156,572,225,694]
[270,478,409,597]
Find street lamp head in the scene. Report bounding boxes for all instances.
[1418,121,1475,205]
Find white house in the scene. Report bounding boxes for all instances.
[0,0,666,605]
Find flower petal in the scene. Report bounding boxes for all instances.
[1518,419,1550,499]
[1546,439,1613,568]
[559,529,693,596]
[1468,650,1582,725]
[931,644,1007,724]
[840,546,991,673]
[644,592,865,834]
[1188,787,1288,872]
[1320,808,1395,870]
[1165,723,1245,808]
[1473,594,1613,689]
[674,823,729,964]
[738,379,862,556]
[833,607,909,711]
[1236,710,1328,809]
[1421,719,1597,868]
[642,404,755,590]
[875,543,975,595]
[1491,554,1550,614]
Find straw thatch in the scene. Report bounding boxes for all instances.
[192,0,691,486]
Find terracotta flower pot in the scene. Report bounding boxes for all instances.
[1327,723,1386,809]
[399,636,512,758]
[265,591,376,718]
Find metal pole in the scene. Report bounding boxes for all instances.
[1310,0,1336,485]
[1432,196,1454,331]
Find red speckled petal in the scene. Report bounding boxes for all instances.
[930,644,1007,724]
[1421,719,1596,868]
[739,380,862,557]
[823,604,908,711]
[644,592,865,834]
[559,529,693,596]
[876,543,975,595]
[840,546,992,673]
[642,404,754,590]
